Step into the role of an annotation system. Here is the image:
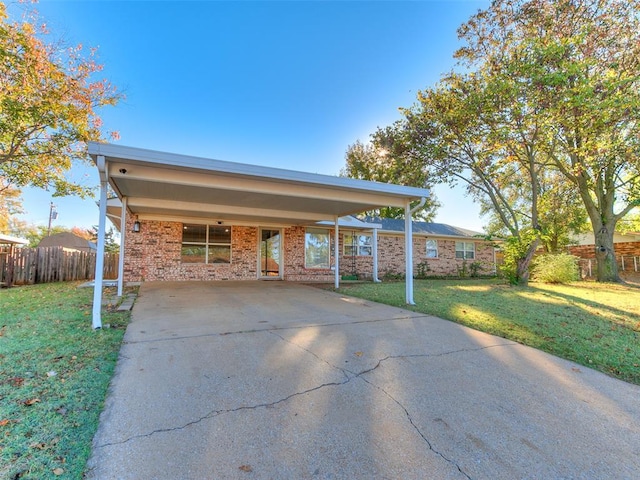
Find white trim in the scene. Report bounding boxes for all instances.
[334,216,340,289]
[117,196,127,297]
[88,141,429,199]
[92,155,108,330]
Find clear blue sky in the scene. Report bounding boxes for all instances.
[16,0,489,232]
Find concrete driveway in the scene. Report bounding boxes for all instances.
[87,281,640,479]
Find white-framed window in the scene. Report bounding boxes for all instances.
[455,241,475,259]
[426,239,438,258]
[181,224,231,264]
[305,228,331,269]
[343,233,372,256]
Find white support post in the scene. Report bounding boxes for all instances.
[334,216,340,289]
[405,201,414,305]
[405,197,426,305]
[92,155,108,330]
[372,227,380,282]
[117,196,127,297]
[634,256,638,272]
[621,255,625,271]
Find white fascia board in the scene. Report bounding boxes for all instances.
[88,142,429,200]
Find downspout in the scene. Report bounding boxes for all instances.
[92,155,108,330]
[117,196,127,297]
[372,227,380,282]
[334,216,340,289]
[405,197,426,305]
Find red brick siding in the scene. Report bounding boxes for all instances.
[568,242,640,259]
[124,218,258,282]
[377,234,496,277]
[123,219,496,281]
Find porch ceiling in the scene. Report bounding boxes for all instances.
[88,142,429,227]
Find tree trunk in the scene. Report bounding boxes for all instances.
[594,225,620,282]
[516,237,540,286]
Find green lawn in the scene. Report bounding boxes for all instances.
[334,279,640,385]
[0,282,133,480]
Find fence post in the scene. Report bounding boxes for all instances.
[621,255,625,271]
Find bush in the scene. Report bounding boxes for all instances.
[531,253,580,284]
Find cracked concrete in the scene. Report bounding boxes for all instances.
[86,281,640,479]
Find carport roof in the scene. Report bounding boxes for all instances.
[88,142,428,226]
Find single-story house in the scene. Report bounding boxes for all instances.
[87,142,490,328]
[38,232,97,253]
[568,232,640,259]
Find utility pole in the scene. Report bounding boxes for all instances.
[47,202,58,236]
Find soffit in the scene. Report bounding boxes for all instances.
[89,142,429,226]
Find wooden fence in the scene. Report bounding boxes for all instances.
[0,247,118,286]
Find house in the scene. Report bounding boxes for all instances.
[87,142,487,328]
[38,232,97,253]
[567,231,640,275]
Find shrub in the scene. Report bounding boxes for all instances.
[531,253,580,284]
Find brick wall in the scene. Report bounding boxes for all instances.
[377,234,496,277]
[568,242,640,259]
[123,219,496,282]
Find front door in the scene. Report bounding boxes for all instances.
[259,228,282,278]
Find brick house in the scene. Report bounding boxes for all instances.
[87,142,486,327]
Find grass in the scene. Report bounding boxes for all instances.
[333,278,640,385]
[0,282,133,480]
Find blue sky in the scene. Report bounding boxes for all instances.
[16,0,489,232]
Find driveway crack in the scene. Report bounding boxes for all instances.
[98,338,513,480]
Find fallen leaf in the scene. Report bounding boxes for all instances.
[239,465,253,472]
[53,467,64,475]
[9,377,24,387]
[0,419,10,426]
[24,398,40,406]
[30,442,47,450]
[571,367,582,373]
[354,351,363,357]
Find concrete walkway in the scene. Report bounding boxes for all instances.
[87,281,640,480]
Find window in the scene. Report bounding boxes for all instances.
[426,239,438,258]
[305,228,331,269]
[343,233,372,256]
[181,224,231,264]
[455,241,475,259]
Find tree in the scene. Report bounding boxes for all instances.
[342,126,440,221]
[456,0,640,282]
[0,3,121,197]
[399,70,549,284]
[0,180,22,233]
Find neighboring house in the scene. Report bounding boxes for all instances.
[38,232,97,253]
[568,232,640,259]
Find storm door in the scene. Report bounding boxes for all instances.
[259,228,282,278]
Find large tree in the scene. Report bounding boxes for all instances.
[456,0,640,281]
[342,125,439,221]
[0,3,121,198]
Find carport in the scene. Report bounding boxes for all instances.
[87,142,429,329]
